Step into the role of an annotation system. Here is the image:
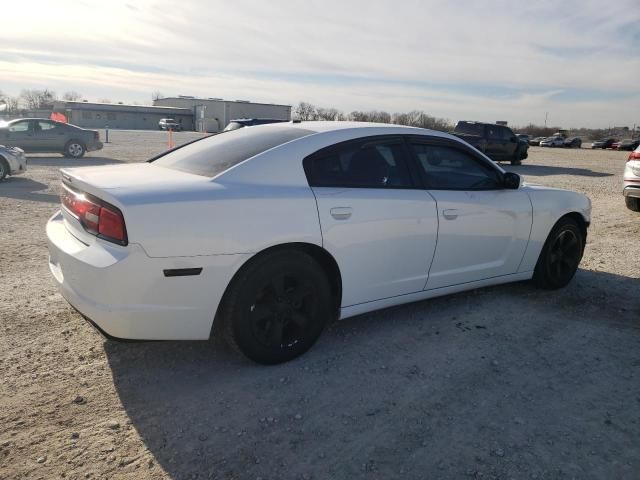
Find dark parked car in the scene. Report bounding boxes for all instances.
[529,136,545,146]
[0,118,102,158]
[564,137,582,148]
[613,139,640,151]
[223,118,288,132]
[591,138,617,149]
[452,121,528,165]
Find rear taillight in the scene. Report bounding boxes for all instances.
[60,184,127,245]
[628,151,640,161]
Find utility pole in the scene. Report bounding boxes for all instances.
[544,112,548,128]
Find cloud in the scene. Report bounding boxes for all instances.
[1,0,638,127]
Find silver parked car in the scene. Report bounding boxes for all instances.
[539,136,565,147]
[158,118,182,131]
[0,118,103,158]
[0,144,27,181]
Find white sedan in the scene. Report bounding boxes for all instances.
[47,122,591,364]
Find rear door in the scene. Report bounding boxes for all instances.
[33,120,67,151]
[406,138,532,290]
[305,136,439,307]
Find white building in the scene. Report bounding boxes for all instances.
[153,96,291,133]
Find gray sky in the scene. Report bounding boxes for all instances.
[1,0,639,128]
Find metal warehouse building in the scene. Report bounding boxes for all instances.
[153,96,291,133]
[52,101,194,130]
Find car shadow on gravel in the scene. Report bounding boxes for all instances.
[505,164,613,177]
[104,269,639,479]
[0,177,59,203]
[25,156,125,167]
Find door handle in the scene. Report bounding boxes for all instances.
[330,207,352,220]
[442,209,458,220]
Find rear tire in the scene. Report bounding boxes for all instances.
[625,196,640,212]
[0,157,8,181]
[218,250,332,364]
[533,217,584,289]
[64,141,86,158]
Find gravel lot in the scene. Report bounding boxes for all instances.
[1,130,639,480]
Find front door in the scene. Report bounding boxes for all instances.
[406,140,532,290]
[305,136,439,307]
[3,120,35,151]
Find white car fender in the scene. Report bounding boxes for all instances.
[517,185,591,272]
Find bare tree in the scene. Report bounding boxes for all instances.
[63,91,83,101]
[348,110,391,123]
[316,107,342,121]
[20,89,57,109]
[293,102,317,121]
[151,91,164,102]
[5,97,19,113]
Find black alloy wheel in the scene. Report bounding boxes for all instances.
[219,250,332,364]
[534,217,584,289]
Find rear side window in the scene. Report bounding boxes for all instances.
[304,138,414,188]
[152,125,314,177]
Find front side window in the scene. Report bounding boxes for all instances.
[409,143,502,190]
[499,127,514,140]
[152,125,314,177]
[8,121,30,132]
[304,139,413,188]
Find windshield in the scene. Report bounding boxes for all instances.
[223,121,244,132]
[454,122,483,135]
[152,125,314,177]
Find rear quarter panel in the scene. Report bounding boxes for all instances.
[120,183,323,257]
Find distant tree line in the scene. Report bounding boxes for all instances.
[293,102,636,140]
[0,89,85,114]
[292,101,453,132]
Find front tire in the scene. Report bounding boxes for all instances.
[219,250,332,364]
[533,217,584,289]
[64,141,86,158]
[511,147,522,165]
[625,197,640,212]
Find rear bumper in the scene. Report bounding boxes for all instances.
[46,210,249,340]
[623,185,640,199]
[87,141,104,152]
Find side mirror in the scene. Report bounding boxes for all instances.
[503,172,520,189]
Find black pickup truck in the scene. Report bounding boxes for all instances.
[452,121,528,165]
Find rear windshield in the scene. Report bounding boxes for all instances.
[151,125,314,177]
[454,122,483,136]
[223,121,244,132]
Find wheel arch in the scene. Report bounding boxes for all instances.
[211,242,342,337]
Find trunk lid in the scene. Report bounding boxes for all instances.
[60,163,210,199]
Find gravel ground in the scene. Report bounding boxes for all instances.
[1,130,639,480]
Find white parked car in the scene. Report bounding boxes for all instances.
[47,122,591,364]
[623,145,640,211]
[0,144,27,180]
